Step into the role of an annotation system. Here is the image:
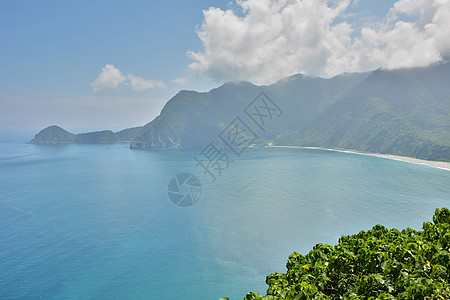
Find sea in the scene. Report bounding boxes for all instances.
[1,131,449,300]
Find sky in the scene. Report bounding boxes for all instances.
[1,0,449,132]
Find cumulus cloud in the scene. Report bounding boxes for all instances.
[127,74,167,90]
[91,64,126,92]
[172,77,188,84]
[188,0,450,84]
[91,64,166,92]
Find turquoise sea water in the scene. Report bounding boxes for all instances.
[1,133,449,299]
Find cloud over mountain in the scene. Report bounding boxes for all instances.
[188,0,450,84]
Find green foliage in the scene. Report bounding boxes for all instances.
[237,208,450,300]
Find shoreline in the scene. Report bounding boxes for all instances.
[268,145,450,171]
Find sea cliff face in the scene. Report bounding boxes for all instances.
[129,87,262,150]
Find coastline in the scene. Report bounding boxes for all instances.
[268,145,450,171]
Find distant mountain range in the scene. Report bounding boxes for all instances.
[30,62,450,161]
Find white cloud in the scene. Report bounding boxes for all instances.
[91,65,166,92]
[172,77,188,84]
[127,74,167,91]
[188,0,450,84]
[91,64,126,92]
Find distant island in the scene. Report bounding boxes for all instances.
[30,62,450,162]
[28,125,142,144]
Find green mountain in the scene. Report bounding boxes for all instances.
[130,84,265,149]
[129,72,370,149]
[29,125,76,144]
[130,62,450,161]
[275,63,450,161]
[116,126,143,141]
[75,130,120,143]
[30,62,450,161]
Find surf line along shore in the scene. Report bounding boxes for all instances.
[266,145,450,171]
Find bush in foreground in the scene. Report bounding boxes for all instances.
[223,208,450,300]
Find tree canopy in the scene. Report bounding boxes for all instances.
[224,208,450,300]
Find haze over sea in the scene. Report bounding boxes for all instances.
[1,132,449,300]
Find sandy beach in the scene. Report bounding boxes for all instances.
[268,145,450,171]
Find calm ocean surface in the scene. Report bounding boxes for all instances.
[1,132,449,299]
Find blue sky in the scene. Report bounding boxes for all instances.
[1,0,448,132]
[0,1,225,99]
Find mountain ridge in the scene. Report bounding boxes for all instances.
[28,125,143,144]
[29,62,450,161]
